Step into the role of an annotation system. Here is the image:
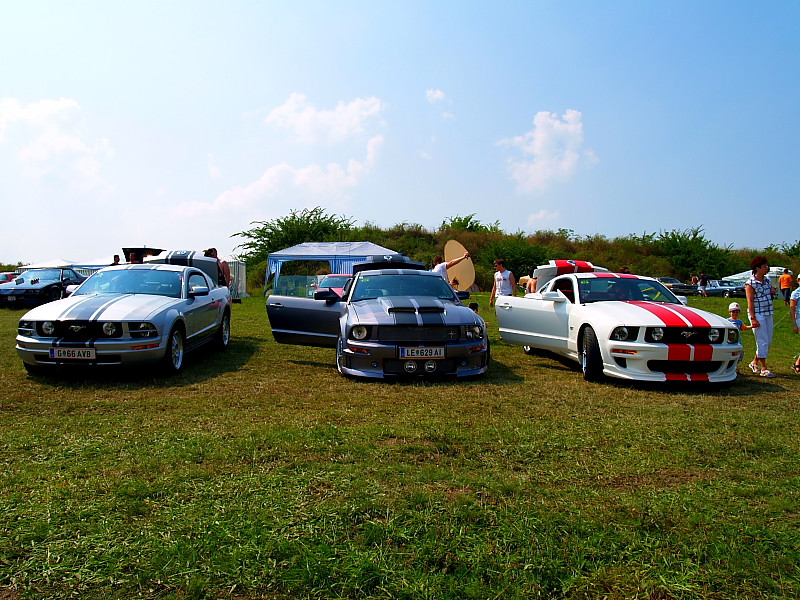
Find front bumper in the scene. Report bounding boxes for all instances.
[602,340,742,382]
[339,339,490,379]
[16,334,168,368]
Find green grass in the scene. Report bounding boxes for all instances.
[1,294,799,599]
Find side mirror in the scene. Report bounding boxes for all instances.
[456,290,471,300]
[65,284,79,296]
[540,291,567,303]
[314,289,340,302]
[676,295,688,305]
[189,285,210,298]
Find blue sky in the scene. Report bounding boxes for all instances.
[2,1,798,264]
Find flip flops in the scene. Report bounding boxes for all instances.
[761,370,776,378]
[749,362,760,373]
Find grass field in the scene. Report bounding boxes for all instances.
[1,293,799,599]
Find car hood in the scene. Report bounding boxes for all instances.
[583,300,733,328]
[0,280,55,292]
[20,293,180,322]
[350,296,479,326]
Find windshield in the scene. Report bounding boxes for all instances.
[578,277,681,304]
[75,269,184,298]
[350,274,457,302]
[318,275,350,288]
[18,269,62,283]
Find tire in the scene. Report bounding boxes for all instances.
[48,287,61,302]
[214,310,231,350]
[162,326,185,374]
[336,337,346,375]
[723,291,731,298]
[580,327,603,382]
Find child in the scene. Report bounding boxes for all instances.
[727,302,752,372]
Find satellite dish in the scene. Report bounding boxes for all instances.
[443,239,475,290]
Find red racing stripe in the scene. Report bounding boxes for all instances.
[692,345,714,361]
[666,305,711,327]
[665,373,689,381]
[666,344,692,361]
[553,259,595,275]
[689,373,710,382]
[626,301,689,327]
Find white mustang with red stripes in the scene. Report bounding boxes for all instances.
[496,261,742,382]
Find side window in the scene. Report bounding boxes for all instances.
[188,272,208,290]
[552,278,575,303]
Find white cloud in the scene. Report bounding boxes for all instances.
[441,111,455,120]
[426,89,446,103]
[499,109,595,193]
[527,209,561,227]
[266,93,385,144]
[0,97,113,194]
[177,135,384,216]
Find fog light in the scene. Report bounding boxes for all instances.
[424,360,437,373]
[371,361,378,368]
[404,360,417,373]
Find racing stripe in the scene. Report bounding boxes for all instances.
[689,373,709,382]
[385,297,419,326]
[665,372,689,381]
[553,259,595,275]
[626,301,690,327]
[666,344,691,361]
[664,305,711,328]
[412,299,446,326]
[692,344,714,361]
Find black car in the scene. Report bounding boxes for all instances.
[655,277,698,296]
[0,268,86,308]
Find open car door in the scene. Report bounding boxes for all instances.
[267,294,343,347]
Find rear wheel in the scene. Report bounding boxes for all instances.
[162,326,185,373]
[580,327,603,382]
[48,287,61,302]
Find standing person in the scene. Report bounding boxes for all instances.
[110,255,121,266]
[698,271,709,297]
[779,268,793,306]
[204,248,231,287]
[431,252,470,281]
[745,256,776,377]
[690,273,699,285]
[525,267,537,294]
[790,286,800,373]
[726,302,752,372]
[489,259,516,308]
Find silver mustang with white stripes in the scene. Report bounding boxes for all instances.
[267,255,489,378]
[16,263,232,374]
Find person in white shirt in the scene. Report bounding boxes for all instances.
[489,259,516,307]
[431,252,470,281]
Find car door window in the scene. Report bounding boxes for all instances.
[552,277,575,303]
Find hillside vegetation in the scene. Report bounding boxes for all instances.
[234,208,800,293]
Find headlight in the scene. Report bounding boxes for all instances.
[102,322,118,336]
[650,327,664,342]
[130,322,158,338]
[727,328,739,344]
[707,328,720,343]
[610,326,639,341]
[351,325,368,340]
[465,325,483,339]
[42,321,55,335]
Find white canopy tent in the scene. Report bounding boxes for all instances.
[19,258,76,271]
[722,266,790,287]
[267,241,397,285]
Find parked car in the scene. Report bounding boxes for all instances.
[655,277,697,296]
[16,262,231,374]
[309,273,352,298]
[496,265,742,383]
[0,272,17,284]
[705,280,746,298]
[0,268,86,308]
[267,255,489,379]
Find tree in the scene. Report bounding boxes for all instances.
[234,207,355,265]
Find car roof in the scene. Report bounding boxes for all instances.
[356,268,441,277]
[100,264,196,273]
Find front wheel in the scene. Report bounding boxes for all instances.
[162,326,185,374]
[214,310,231,349]
[723,291,731,298]
[580,327,603,382]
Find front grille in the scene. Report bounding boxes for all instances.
[645,327,725,344]
[40,321,122,340]
[648,360,722,374]
[377,326,460,342]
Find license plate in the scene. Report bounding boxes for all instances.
[399,347,445,359]
[49,347,96,360]
[7,296,15,302]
